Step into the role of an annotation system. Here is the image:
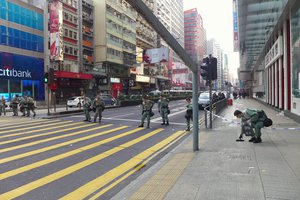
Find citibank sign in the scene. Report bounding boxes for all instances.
[0,67,32,78]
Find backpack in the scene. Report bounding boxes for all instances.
[258,110,273,127]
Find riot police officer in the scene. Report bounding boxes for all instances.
[26,96,36,117]
[11,95,19,116]
[138,95,154,128]
[82,94,92,122]
[92,94,105,123]
[158,95,170,125]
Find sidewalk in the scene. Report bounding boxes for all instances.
[113,98,300,200]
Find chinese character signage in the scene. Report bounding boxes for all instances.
[233,0,239,52]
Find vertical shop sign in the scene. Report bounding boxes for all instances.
[49,0,63,61]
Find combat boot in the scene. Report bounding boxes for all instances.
[253,137,262,143]
[165,122,169,126]
[249,137,256,142]
[138,124,144,127]
[161,122,165,125]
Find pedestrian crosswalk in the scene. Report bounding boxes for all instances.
[0,117,189,199]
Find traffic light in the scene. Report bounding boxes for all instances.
[49,68,55,84]
[210,57,217,80]
[43,72,49,84]
[200,57,210,80]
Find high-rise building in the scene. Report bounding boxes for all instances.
[207,39,223,90]
[184,8,207,89]
[94,0,137,96]
[0,0,46,101]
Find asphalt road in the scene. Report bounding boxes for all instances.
[0,99,204,200]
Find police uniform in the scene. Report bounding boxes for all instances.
[26,97,36,117]
[242,109,265,143]
[139,98,154,128]
[185,100,193,131]
[92,96,105,123]
[0,97,6,116]
[11,96,19,116]
[83,96,92,122]
[158,97,169,125]
[19,97,27,116]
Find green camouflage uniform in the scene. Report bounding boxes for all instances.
[92,97,105,123]
[83,97,92,121]
[0,98,6,116]
[26,97,36,117]
[158,97,169,125]
[242,109,266,138]
[140,99,154,128]
[11,97,19,116]
[185,102,193,131]
[19,97,27,116]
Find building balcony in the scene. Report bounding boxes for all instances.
[107,54,123,64]
[123,23,136,33]
[106,28,123,39]
[106,12,123,26]
[106,0,122,12]
[123,34,136,45]
[107,38,123,51]
[83,40,93,48]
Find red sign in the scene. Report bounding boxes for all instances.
[49,83,58,91]
[55,71,92,80]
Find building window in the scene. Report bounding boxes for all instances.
[291,1,300,99]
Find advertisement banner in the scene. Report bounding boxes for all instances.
[143,48,169,64]
[233,0,239,52]
[0,52,44,80]
[49,1,63,61]
[172,62,190,85]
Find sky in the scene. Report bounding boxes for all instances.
[184,0,239,79]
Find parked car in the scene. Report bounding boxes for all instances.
[198,92,211,109]
[100,94,116,106]
[67,96,83,107]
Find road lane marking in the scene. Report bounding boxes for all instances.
[0,128,164,199]
[0,123,98,153]
[0,119,51,128]
[0,120,71,135]
[0,126,134,180]
[59,130,185,200]
[0,124,113,164]
[89,131,189,199]
[0,121,76,140]
[0,122,88,145]
[107,113,135,118]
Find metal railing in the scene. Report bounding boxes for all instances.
[204,98,228,128]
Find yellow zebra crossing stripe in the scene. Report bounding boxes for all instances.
[0,120,70,135]
[0,123,98,154]
[0,121,76,140]
[0,122,92,145]
[0,128,164,199]
[60,130,185,200]
[89,131,188,200]
[0,119,50,128]
[0,127,143,180]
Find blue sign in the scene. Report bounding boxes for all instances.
[0,52,44,80]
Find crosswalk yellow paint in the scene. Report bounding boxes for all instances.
[0,127,143,180]
[89,131,188,200]
[0,120,71,135]
[0,121,76,140]
[0,128,164,199]
[0,123,97,154]
[0,119,50,129]
[60,130,185,200]
[0,121,90,145]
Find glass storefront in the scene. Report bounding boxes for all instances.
[291,1,300,99]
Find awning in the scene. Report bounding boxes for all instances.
[55,71,92,80]
[154,75,170,80]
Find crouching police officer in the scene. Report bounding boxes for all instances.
[11,95,19,116]
[234,109,266,143]
[138,95,154,128]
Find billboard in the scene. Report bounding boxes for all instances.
[49,1,63,61]
[172,62,190,85]
[143,47,169,64]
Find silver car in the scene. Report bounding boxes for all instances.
[198,92,210,109]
